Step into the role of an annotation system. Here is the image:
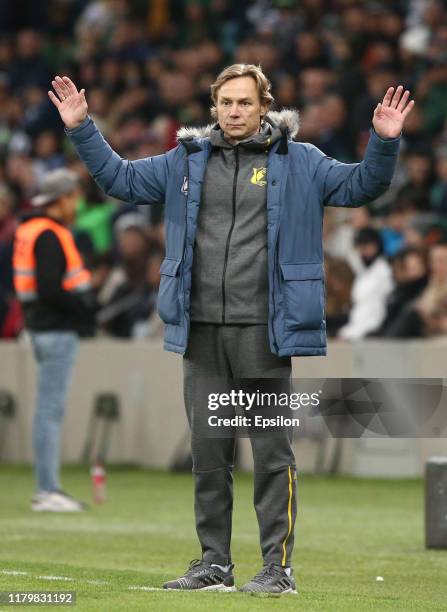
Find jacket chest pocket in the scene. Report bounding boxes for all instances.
[280,262,325,330]
[157,258,182,325]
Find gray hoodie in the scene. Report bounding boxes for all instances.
[188,120,283,324]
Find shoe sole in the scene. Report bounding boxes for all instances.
[163,585,236,592]
[239,587,298,595]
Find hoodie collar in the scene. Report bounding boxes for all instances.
[208,121,282,151]
[176,108,300,143]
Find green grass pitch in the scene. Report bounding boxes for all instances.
[0,465,446,611]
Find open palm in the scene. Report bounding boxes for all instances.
[48,75,88,129]
[372,85,415,139]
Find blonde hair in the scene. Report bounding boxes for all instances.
[210,64,274,120]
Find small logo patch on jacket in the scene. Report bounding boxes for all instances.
[250,167,267,187]
[181,176,188,195]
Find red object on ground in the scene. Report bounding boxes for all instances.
[91,463,106,503]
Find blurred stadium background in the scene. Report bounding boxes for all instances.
[0,0,446,343]
[0,0,447,609]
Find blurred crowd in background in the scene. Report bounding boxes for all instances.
[0,0,446,340]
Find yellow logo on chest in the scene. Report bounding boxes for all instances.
[250,167,267,187]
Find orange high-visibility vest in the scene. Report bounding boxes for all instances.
[13,217,91,302]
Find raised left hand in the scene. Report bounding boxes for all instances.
[372,85,415,139]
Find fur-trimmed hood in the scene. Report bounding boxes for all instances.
[176,108,300,142]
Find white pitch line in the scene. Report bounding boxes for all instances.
[0,570,234,594]
[1,570,161,592]
[128,586,165,592]
[37,575,74,581]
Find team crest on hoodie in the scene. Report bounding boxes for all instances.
[250,167,267,187]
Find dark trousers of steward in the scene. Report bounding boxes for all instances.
[183,322,297,567]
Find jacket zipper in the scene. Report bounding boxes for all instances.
[271,233,279,352]
[180,156,190,316]
[221,145,239,324]
[270,153,285,353]
[182,158,189,262]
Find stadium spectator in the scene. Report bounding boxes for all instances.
[325,256,355,338]
[431,146,447,213]
[338,228,394,340]
[378,241,447,338]
[0,185,18,335]
[380,200,418,257]
[395,145,436,211]
[369,247,429,337]
[417,242,447,332]
[424,296,447,336]
[96,213,159,337]
[72,168,116,255]
[0,184,17,244]
[324,206,371,274]
[8,30,50,91]
[129,243,165,339]
[404,213,444,250]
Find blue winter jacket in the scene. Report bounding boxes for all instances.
[66,109,400,357]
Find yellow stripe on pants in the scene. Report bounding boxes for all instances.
[281,466,293,566]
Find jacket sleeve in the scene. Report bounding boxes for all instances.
[308,128,401,207]
[65,116,174,205]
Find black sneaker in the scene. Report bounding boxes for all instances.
[162,559,236,591]
[239,563,297,594]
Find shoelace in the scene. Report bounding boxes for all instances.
[251,563,284,585]
[185,559,210,577]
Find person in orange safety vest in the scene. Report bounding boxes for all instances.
[13,168,96,512]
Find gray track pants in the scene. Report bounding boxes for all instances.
[183,323,297,567]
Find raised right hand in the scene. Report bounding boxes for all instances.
[48,75,88,129]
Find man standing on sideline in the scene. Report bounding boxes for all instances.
[13,168,95,512]
[48,65,414,591]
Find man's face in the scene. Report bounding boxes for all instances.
[357,242,379,260]
[216,76,267,142]
[404,253,426,281]
[118,228,148,260]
